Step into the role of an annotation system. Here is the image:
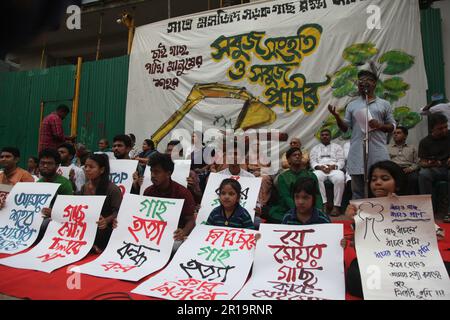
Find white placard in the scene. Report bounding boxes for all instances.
[0,195,106,273]
[132,224,257,300]
[109,159,138,195]
[353,195,450,300]
[78,194,184,281]
[235,223,345,300]
[94,151,116,160]
[0,182,60,254]
[196,172,261,224]
[56,166,71,179]
[140,160,191,195]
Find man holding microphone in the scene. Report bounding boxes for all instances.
[328,70,395,199]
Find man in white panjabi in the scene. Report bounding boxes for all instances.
[310,128,345,216]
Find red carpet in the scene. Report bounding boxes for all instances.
[0,221,448,300]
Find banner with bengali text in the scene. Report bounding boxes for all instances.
[78,193,183,281]
[0,195,105,273]
[353,195,450,300]
[0,182,60,254]
[132,224,257,300]
[235,223,345,300]
[126,0,427,153]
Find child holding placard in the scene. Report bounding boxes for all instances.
[205,178,255,230]
[345,160,407,298]
[281,177,347,251]
[345,160,449,298]
[281,177,331,225]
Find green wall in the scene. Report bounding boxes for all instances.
[0,55,129,167]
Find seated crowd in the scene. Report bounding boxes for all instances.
[0,111,449,299]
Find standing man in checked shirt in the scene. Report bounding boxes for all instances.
[39,104,76,152]
[310,128,345,216]
[328,70,395,199]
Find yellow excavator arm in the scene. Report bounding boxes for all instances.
[151,83,277,145]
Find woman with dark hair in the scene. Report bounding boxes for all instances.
[27,156,40,176]
[135,139,156,176]
[81,153,123,253]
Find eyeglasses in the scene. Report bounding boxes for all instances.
[39,161,56,167]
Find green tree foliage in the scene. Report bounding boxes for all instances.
[318,43,421,140]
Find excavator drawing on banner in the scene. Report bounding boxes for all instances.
[150,83,277,145]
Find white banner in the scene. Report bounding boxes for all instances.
[235,223,345,300]
[132,225,257,300]
[78,194,184,281]
[196,172,261,225]
[0,195,105,273]
[109,159,138,195]
[0,182,60,254]
[353,195,450,300]
[140,159,191,195]
[126,0,427,156]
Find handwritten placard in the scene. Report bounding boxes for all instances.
[132,225,257,300]
[353,195,450,300]
[235,223,345,300]
[195,172,261,225]
[140,160,191,195]
[0,195,105,273]
[109,159,138,195]
[0,182,60,254]
[78,193,184,281]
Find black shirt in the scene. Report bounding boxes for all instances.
[418,130,450,162]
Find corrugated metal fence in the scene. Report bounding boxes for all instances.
[0,65,76,166]
[420,7,446,101]
[77,55,129,152]
[0,55,129,167]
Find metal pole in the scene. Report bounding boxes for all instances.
[40,37,47,69]
[127,15,135,55]
[363,92,370,198]
[71,57,83,137]
[168,0,171,18]
[96,13,104,61]
[38,101,45,151]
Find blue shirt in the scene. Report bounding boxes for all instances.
[206,204,255,229]
[282,207,331,225]
[344,96,395,175]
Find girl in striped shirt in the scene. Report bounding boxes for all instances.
[205,178,255,230]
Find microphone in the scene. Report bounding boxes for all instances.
[363,84,370,94]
